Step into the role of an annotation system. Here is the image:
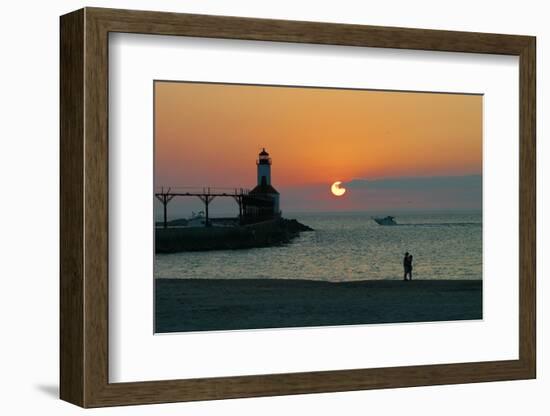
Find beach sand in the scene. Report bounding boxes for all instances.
[155,279,482,333]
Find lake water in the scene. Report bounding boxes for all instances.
[154,211,482,282]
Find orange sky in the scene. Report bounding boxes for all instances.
[155,81,481,190]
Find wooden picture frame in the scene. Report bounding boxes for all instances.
[60,7,536,408]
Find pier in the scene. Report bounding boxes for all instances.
[154,186,250,228]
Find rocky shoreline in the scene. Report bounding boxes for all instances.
[155,217,313,253]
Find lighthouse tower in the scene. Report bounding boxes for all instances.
[257,148,272,186]
[242,148,280,222]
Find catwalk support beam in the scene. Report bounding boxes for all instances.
[198,189,216,227]
[154,187,175,228]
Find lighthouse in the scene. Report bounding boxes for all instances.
[242,148,281,222]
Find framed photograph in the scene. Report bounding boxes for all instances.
[60,7,536,408]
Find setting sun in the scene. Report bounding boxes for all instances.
[331,181,346,197]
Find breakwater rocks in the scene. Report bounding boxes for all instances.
[155,218,313,253]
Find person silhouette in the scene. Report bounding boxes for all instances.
[403,252,410,281]
[403,253,413,281]
[407,254,413,280]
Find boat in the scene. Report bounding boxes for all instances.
[187,211,207,227]
[373,216,397,226]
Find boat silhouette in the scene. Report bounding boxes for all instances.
[373,216,397,226]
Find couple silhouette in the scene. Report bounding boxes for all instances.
[403,252,413,281]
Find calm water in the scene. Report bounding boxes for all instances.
[155,212,482,282]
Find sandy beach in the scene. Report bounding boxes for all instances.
[155,278,482,333]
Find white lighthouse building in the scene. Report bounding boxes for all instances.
[242,148,280,222]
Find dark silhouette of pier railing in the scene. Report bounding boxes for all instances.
[154,186,250,228]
